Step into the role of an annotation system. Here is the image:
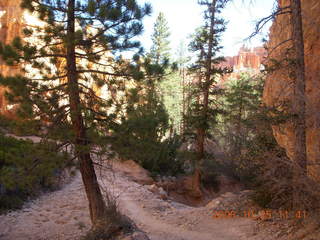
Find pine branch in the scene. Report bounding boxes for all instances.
[31,74,67,81]
[247,7,291,40]
[23,54,67,60]
[78,69,131,77]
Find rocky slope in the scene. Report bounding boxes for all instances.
[263,0,320,181]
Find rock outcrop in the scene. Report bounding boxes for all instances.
[222,46,265,72]
[263,0,320,180]
[114,160,154,185]
[218,46,266,86]
[0,0,111,117]
[0,0,23,115]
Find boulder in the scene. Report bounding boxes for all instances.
[158,187,168,200]
[118,160,154,185]
[147,184,158,194]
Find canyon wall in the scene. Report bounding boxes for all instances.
[0,0,23,115]
[263,0,320,180]
[0,1,111,117]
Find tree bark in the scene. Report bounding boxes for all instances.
[182,67,186,135]
[199,0,216,161]
[193,0,217,198]
[290,0,307,209]
[66,0,106,227]
[290,0,307,171]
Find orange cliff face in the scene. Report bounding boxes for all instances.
[0,0,24,116]
[263,0,320,180]
[218,46,266,86]
[0,1,112,120]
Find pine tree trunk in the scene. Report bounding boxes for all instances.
[182,68,186,135]
[193,65,204,198]
[290,0,307,171]
[290,0,307,209]
[66,0,106,227]
[193,0,217,197]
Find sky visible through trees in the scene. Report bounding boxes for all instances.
[137,0,275,56]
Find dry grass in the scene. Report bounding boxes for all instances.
[81,190,134,240]
[259,153,320,212]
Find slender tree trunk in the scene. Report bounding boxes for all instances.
[182,67,186,135]
[290,0,307,171]
[235,93,243,156]
[199,0,216,160]
[290,0,307,209]
[193,0,217,197]
[193,71,204,198]
[66,0,106,227]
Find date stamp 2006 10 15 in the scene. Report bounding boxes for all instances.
[212,210,308,220]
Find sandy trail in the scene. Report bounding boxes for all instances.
[100,166,255,240]
[0,160,256,240]
[0,173,91,240]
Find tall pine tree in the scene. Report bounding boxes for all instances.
[0,0,151,228]
[149,12,171,64]
[186,0,229,197]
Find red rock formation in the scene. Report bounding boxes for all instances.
[264,0,320,180]
[218,46,266,85]
[0,0,23,116]
[221,46,265,71]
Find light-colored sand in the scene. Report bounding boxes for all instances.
[0,134,260,240]
[0,158,260,240]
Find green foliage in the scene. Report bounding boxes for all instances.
[215,72,297,208]
[0,0,152,146]
[221,73,264,156]
[149,12,171,64]
[0,115,41,136]
[185,0,229,145]
[175,40,190,70]
[0,134,70,211]
[108,71,184,175]
[159,71,184,133]
[215,73,266,183]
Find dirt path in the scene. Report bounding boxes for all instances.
[100,165,255,240]
[0,161,257,240]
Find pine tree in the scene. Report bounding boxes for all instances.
[150,12,171,64]
[0,0,151,228]
[186,0,229,197]
[223,73,263,157]
[108,61,170,172]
